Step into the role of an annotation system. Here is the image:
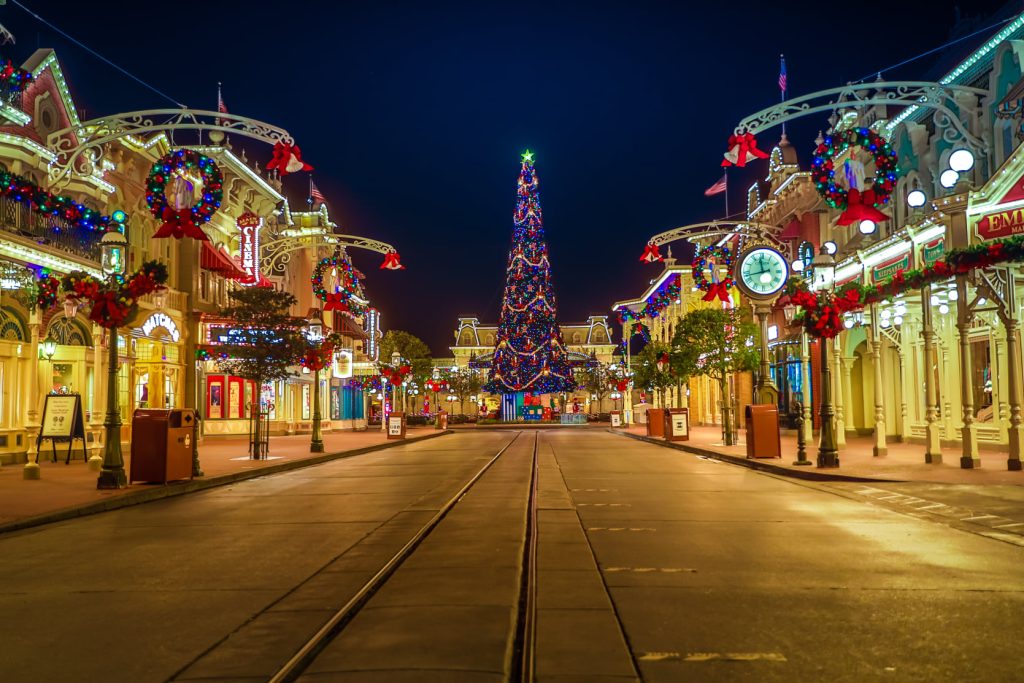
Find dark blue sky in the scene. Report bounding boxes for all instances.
[3,0,1010,353]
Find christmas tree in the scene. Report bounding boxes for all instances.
[485,151,575,395]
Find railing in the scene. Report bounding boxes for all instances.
[0,193,102,263]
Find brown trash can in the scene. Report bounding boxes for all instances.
[387,412,407,440]
[437,411,448,430]
[663,408,689,441]
[745,404,781,459]
[130,409,196,483]
[646,408,665,438]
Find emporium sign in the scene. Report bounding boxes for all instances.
[871,254,910,284]
[237,212,262,286]
[976,208,1024,240]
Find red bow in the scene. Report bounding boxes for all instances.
[615,379,629,391]
[154,207,209,240]
[266,142,313,176]
[639,243,663,263]
[836,188,889,226]
[380,251,405,270]
[702,281,731,303]
[324,291,347,311]
[89,291,130,329]
[721,132,770,167]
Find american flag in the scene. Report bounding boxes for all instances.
[704,174,727,197]
[778,55,787,93]
[310,180,326,206]
[216,83,228,126]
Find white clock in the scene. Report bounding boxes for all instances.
[737,247,789,299]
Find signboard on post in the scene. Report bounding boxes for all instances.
[664,408,689,441]
[610,411,622,428]
[237,212,263,286]
[38,393,87,464]
[387,412,406,440]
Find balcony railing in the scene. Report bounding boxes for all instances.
[0,193,103,263]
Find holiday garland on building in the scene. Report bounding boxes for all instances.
[618,274,682,323]
[349,375,382,392]
[783,234,1024,338]
[811,127,898,226]
[146,149,223,240]
[0,169,116,233]
[0,58,34,98]
[311,247,365,315]
[36,260,169,329]
[484,151,574,394]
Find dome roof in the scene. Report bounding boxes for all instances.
[776,133,799,166]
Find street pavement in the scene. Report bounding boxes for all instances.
[0,429,1021,682]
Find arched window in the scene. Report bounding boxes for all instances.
[0,306,26,341]
[47,317,91,346]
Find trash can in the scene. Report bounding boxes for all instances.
[646,408,665,438]
[663,408,689,442]
[130,409,196,483]
[609,410,622,428]
[387,411,407,440]
[745,404,781,459]
[437,410,448,430]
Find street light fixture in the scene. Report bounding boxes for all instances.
[811,245,839,468]
[949,148,975,173]
[307,312,325,453]
[41,334,57,360]
[97,229,129,489]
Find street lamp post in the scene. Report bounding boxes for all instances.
[812,246,839,468]
[782,300,812,466]
[307,313,324,454]
[97,229,128,489]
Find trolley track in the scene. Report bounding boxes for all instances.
[266,430,541,683]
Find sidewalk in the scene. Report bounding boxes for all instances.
[0,427,443,532]
[615,423,1024,486]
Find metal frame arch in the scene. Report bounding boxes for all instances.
[261,231,399,276]
[646,220,784,249]
[45,109,297,187]
[732,81,989,152]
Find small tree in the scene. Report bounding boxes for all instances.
[446,367,483,415]
[379,330,433,379]
[671,308,759,446]
[577,363,613,414]
[632,341,677,408]
[215,287,306,458]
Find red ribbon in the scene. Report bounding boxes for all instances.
[721,132,770,167]
[89,291,129,328]
[380,251,405,270]
[836,188,889,226]
[266,142,313,176]
[639,243,663,263]
[701,281,731,303]
[324,291,347,311]
[153,207,209,240]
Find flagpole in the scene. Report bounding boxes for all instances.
[780,54,787,136]
[724,168,729,218]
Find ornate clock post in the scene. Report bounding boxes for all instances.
[736,246,790,405]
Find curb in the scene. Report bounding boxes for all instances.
[610,429,900,483]
[0,430,452,536]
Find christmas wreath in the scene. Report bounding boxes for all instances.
[692,245,734,302]
[811,128,898,226]
[146,149,223,240]
[311,249,365,315]
[37,260,169,329]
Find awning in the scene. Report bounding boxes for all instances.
[333,313,370,340]
[201,241,248,280]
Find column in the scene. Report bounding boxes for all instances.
[921,285,943,463]
[869,306,887,457]
[1005,317,1023,470]
[956,277,979,468]
[800,332,813,444]
[995,335,1009,443]
[24,313,40,473]
[833,334,846,447]
[841,356,855,437]
[898,330,910,442]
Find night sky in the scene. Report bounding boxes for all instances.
[3,0,1012,354]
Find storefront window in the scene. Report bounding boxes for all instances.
[972,339,993,421]
[136,372,150,408]
[51,362,74,393]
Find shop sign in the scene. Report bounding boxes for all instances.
[871,254,910,284]
[140,312,180,342]
[237,212,262,286]
[388,415,403,436]
[208,326,279,345]
[670,412,688,437]
[976,207,1024,240]
[922,238,945,266]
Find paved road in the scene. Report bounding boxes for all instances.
[1,429,1021,682]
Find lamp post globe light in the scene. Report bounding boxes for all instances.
[97,229,129,489]
[307,313,325,454]
[811,245,840,468]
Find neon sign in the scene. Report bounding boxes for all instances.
[237,212,262,286]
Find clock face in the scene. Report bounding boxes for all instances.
[738,247,789,298]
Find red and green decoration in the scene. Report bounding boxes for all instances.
[0,58,34,101]
[484,151,575,394]
[639,242,663,263]
[37,260,169,329]
[783,234,1024,338]
[380,362,412,385]
[301,333,341,372]
[721,132,770,167]
[425,379,448,394]
[0,169,116,233]
[266,142,313,176]
[146,149,223,240]
[692,245,734,303]
[811,127,898,226]
[349,375,382,392]
[311,248,365,315]
[380,250,405,270]
[630,320,651,343]
[618,274,682,323]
